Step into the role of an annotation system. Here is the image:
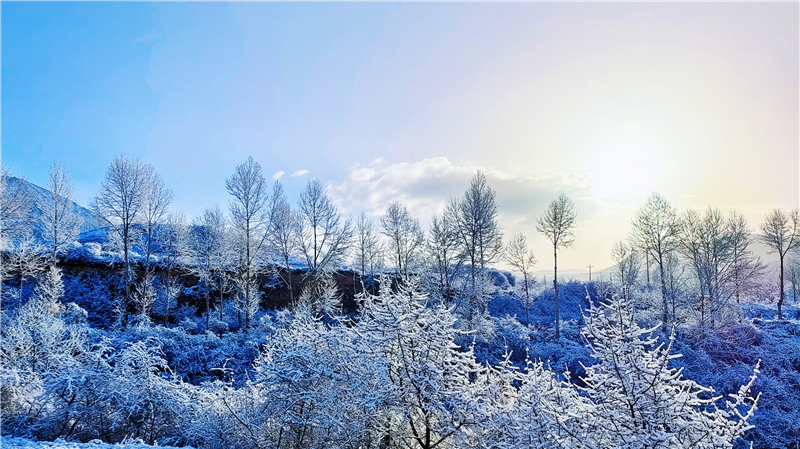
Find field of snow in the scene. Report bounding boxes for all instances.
[1,437,192,449]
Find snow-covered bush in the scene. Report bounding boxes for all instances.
[294,271,342,317]
[355,277,490,449]
[562,294,761,448]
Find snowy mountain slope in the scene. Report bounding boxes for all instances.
[3,176,101,239]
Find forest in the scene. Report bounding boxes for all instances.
[2,155,799,449]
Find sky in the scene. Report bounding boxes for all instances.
[2,2,798,272]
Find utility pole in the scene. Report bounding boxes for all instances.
[588,264,593,282]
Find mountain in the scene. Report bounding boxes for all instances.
[4,176,100,239]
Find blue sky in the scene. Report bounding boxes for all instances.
[2,2,798,271]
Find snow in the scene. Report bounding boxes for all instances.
[1,436,193,449]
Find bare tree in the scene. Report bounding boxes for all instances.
[130,168,173,323]
[631,192,679,327]
[267,181,297,302]
[610,240,640,299]
[0,166,31,248]
[504,233,538,325]
[536,193,576,340]
[296,271,341,317]
[426,201,464,301]
[157,211,188,327]
[37,160,83,266]
[139,169,173,273]
[91,154,152,327]
[226,156,270,332]
[1,167,32,296]
[758,208,800,319]
[296,178,353,276]
[380,200,424,279]
[677,208,721,329]
[454,171,503,294]
[6,235,47,306]
[192,205,230,333]
[352,212,383,290]
[663,251,687,324]
[678,208,765,329]
[787,257,800,304]
[728,212,764,308]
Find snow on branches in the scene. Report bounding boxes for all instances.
[563,293,761,449]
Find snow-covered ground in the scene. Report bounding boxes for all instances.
[1,437,192,449]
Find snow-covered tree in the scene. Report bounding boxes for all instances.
[537,193,576,340]
[787,256,800,304]
[226,156,270,332]
[35,264,65,308]
[191,205,231,332]
[296,271,342,317]
[471,355,571,449]
[610,239,640,299]
[0,265,84,433]
[381,200,424,278]
[138,168,173,274]
[155,211,189,327]
[267,180,298,302]
[5,234,47,306]
[677,208,763,328]
[296,178,353,276]
[505,232,538,325]
[133,272,158,323]
[356,278,486,449]
[758,207,800,319]
[353,211,384,288]
[233,275,261,332]
[0,166,31,247]
[454,171,503,298]
[727,212,763,308]
[569,294,760,449]
[107,339,190,445]
[631,192,679,327]
[92,154,153,327]
[37,160,82,265]
[425,204,464,301]
[250,310,380,449]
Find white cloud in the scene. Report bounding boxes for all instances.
[327,156,639,270]
[330,157,592,228]
[292,170,309,177]
[272,171,285,180]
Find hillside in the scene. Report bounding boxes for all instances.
[4,175,100,238]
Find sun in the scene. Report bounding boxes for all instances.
[587,137,664,201]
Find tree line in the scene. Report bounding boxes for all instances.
[615,192,800,331]
[1,155,799,338]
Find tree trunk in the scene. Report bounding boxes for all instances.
[205,285,211,335]
[218,284,224,337]
[659,254,668,327]
[122,227,130,328]
[554,244,560,341]
[286,259,294,303]
[245,221,251,333]
[778,256,785,320]
[524,273,530,326]
[245,281,251,333]
[164,270,171,327]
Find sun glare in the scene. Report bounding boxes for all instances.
[588,137,664,201]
